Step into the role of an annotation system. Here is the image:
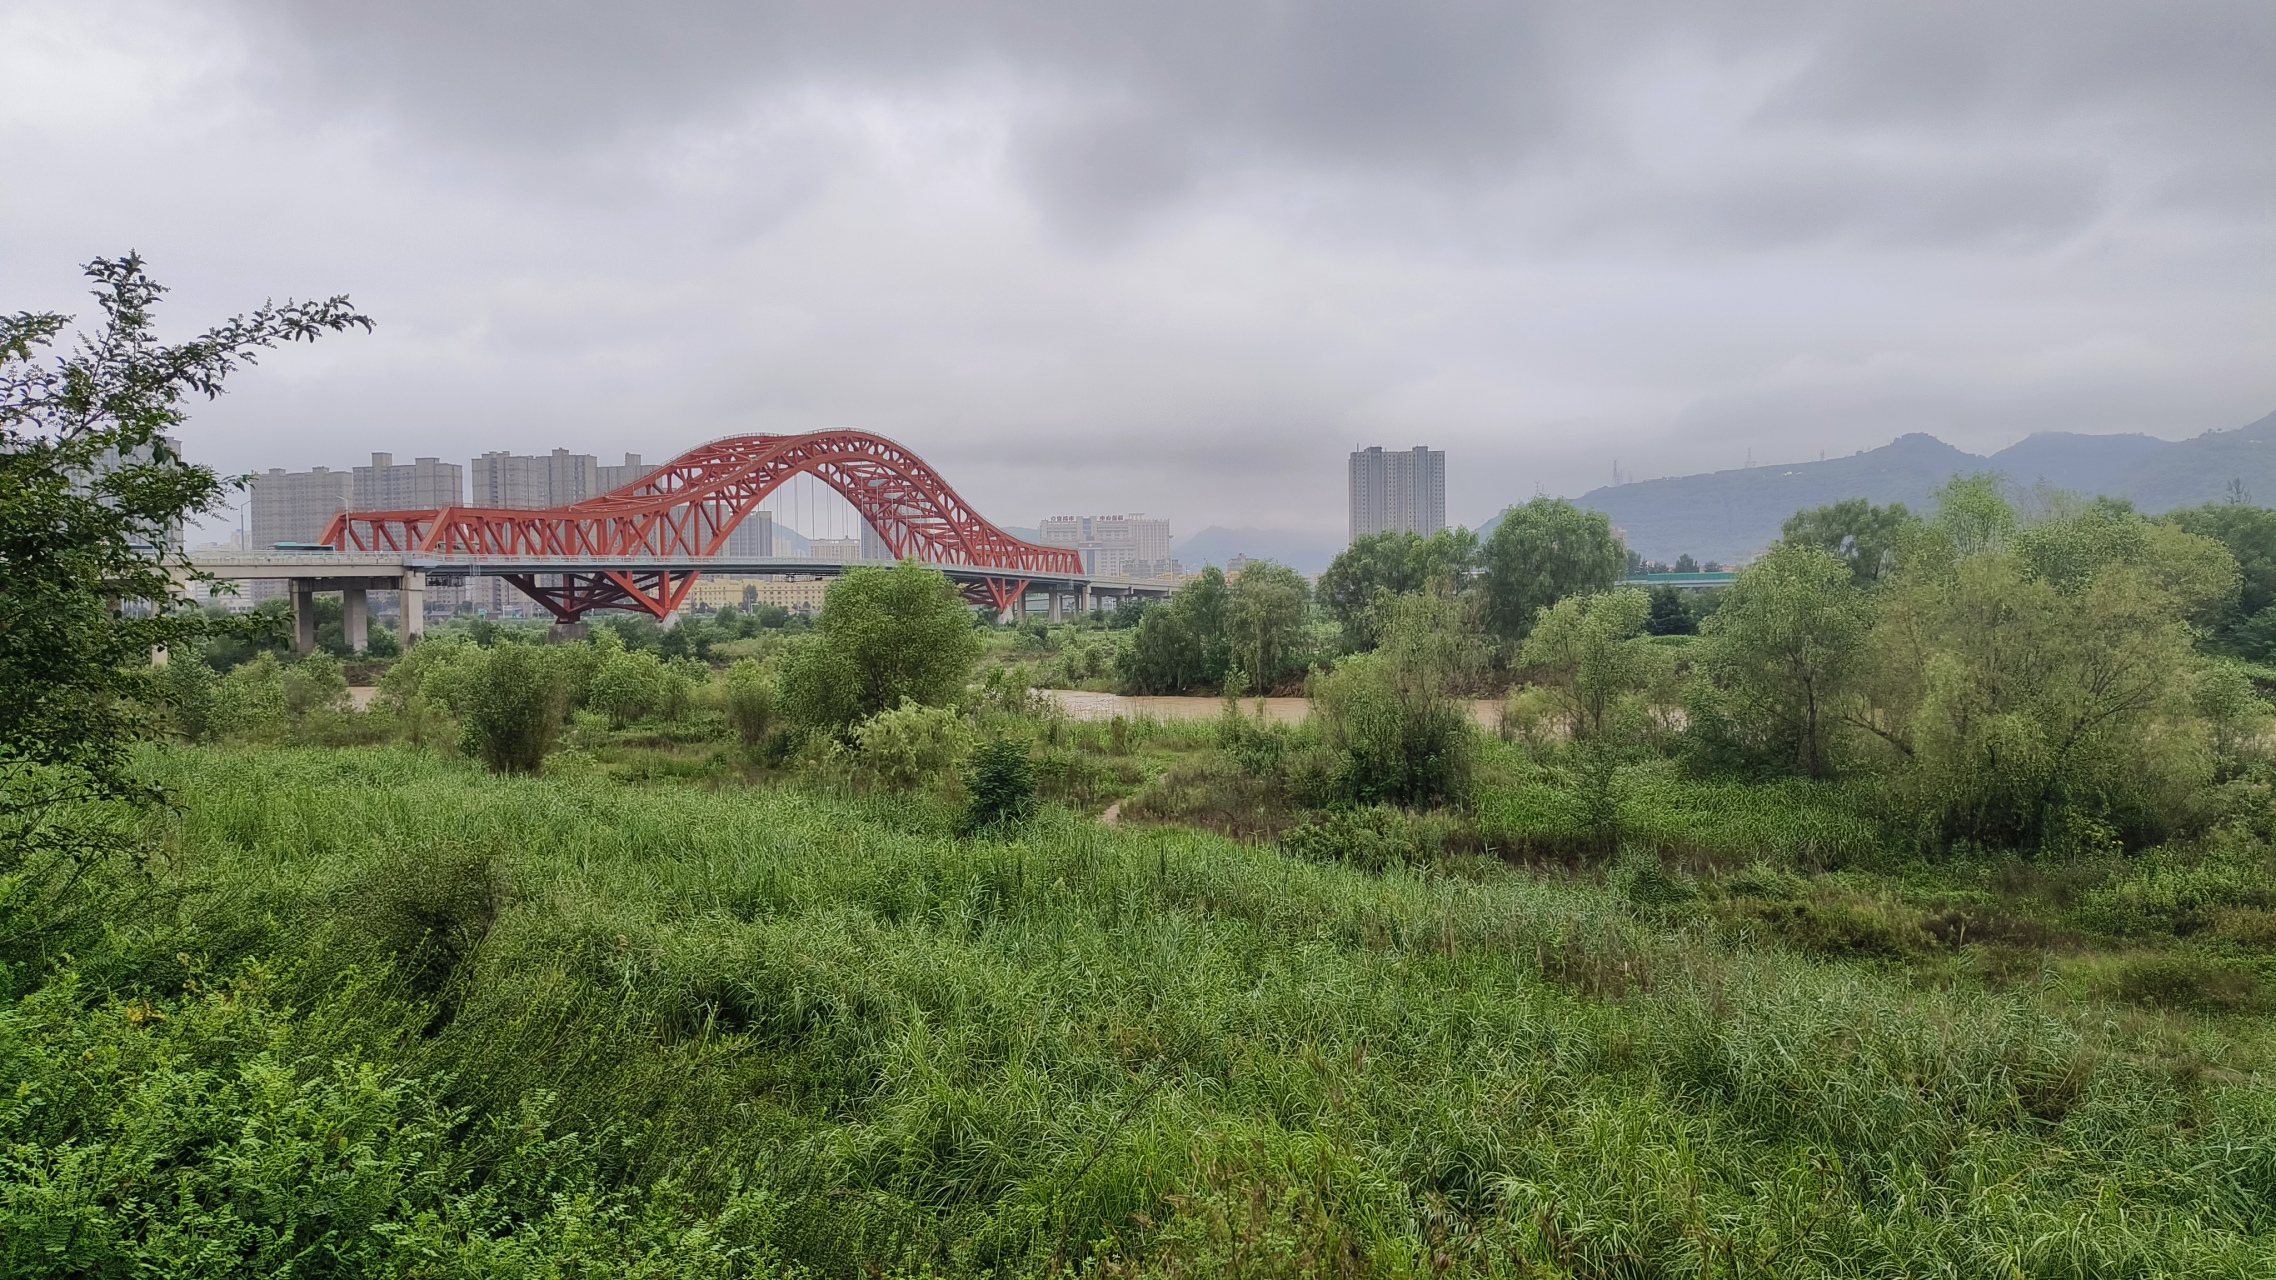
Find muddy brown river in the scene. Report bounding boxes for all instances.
[1045,690,1505,729]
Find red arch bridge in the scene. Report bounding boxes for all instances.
[189,431,1172,652]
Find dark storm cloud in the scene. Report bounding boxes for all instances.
[229,0,2266,246]
[6,0,2269,539]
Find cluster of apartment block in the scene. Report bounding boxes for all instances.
[235,449,826,618]
[231,448,1193,622]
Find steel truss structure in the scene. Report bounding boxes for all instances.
[322,431,1082,619]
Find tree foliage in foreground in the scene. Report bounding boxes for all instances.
[1317,527,1479,649]
[1119,562,1315,695]
[781,560,983,732]
[0,255,368,785]
[1692,544,1871,781]
[1480,497,1627,644]
[1694,477,2255,851]
[1311,592,1483,807]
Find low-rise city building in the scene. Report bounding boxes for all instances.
[679,576,831,614]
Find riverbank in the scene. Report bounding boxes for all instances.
[1045,689,1506,728]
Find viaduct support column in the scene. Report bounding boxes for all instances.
[342,587,369,654]
[154,567,195,667]
[291,582,317,658]
[1048,592,1063,624]
[398,571,425,647]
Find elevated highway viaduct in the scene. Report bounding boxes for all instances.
[185,552,1174,657]
[183,430,1174,655]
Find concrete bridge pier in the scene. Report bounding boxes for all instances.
[342,587,369,654]
[1047,592,1063,624]
[291,582,317,658]
[399,571,424,647]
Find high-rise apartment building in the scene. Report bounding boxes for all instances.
[1037,513,1173,577]
[470,448,600,509]
[596,452,655,494]
[464,449,605,615]
[251,467,353,548]
[247,465,353,603]
[807,537,864,563]
[346,453,468,616]
[1347,446,1446,542]
[353,453,462,511]
[723,510,773,557]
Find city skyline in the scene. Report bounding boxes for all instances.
[240,442,1173,550]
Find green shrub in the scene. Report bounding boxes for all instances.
[657,656,705,723]
[1614,854,1697,915]
[282,651,350,717]
[1280,807,1433,873]
[1312,655,1475,808]
[458,644,567,774]
[211,652,290,738]
[341,846,505,1010]
[376,637,483,749]
[1310,595,1480,809]
[720,658,776,750]
[852,698,972,792]
[159,651,225,743]
[586,631,666,727]
[962,737,1036,832]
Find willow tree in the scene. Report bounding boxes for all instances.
[1479,497,1625,645]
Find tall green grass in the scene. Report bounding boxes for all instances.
[4,745,2271,1276]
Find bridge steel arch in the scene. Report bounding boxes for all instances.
[322,431,1082,619]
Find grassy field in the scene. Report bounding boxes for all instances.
[5,745,2272,1276]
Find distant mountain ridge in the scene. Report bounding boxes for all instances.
[1172,526,1340,576]
[1563,412,2276,563]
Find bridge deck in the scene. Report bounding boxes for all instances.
[186,551,1175,595]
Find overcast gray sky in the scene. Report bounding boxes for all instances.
[4,0,2269,540]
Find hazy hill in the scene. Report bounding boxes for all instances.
[1566,411,2276,563]
[2118,416,2276,510]
[1574,433,1979,562]
[1172,526,1340,575]
[1991,431,2168,494]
